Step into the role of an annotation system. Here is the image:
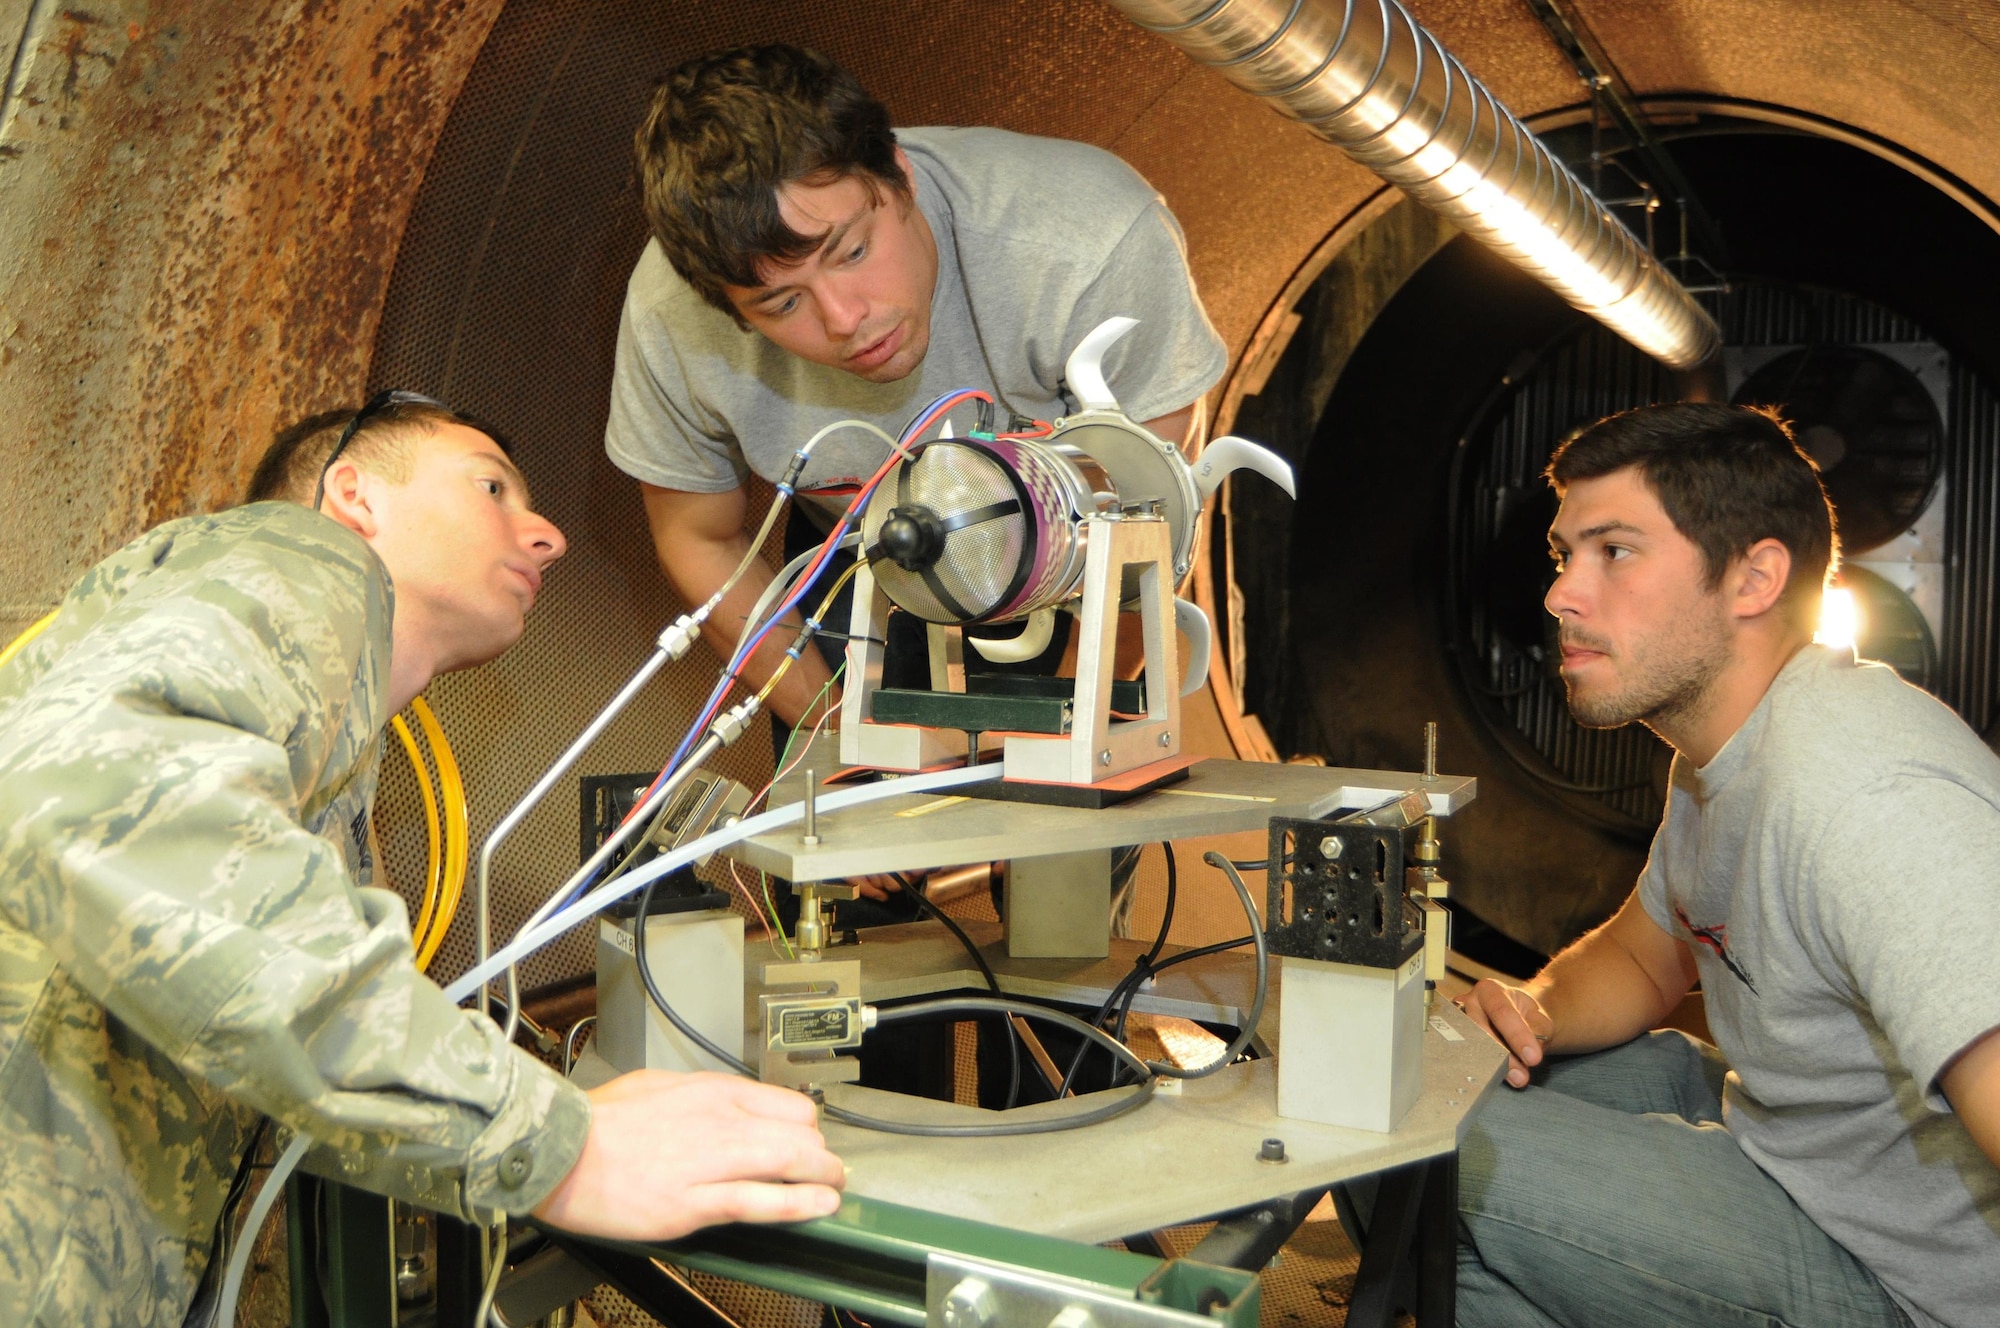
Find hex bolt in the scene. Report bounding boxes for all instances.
[1317,834,1343,859]
[940,1277,999,1328]
[1258,1137,1288,1163]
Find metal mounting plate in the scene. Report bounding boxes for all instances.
[739,757,1474,883]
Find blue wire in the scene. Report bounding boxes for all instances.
[561,389,986,910]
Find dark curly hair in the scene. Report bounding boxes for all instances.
[634,45,908,319]
[1546,401,1839,629]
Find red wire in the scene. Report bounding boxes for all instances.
[625,389,997,825]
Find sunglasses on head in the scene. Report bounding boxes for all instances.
[314,389,449,510]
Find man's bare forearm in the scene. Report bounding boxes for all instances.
[1528,894,1696,1055]
[640,484,838,730]
[679,545,838,730]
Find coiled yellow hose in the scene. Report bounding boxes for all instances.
[409,697,468,972]
[0,609,60,671]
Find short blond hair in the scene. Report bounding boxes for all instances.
[248,400,480,505]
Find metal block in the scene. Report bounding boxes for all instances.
[970,673,1147,711]
[1277,951,1425,1133]
[759,960,865,1091]
[596,908,744,1075]
[1264,817,1424,970]
[1005,850,1112,959]
[871,687,1075,735]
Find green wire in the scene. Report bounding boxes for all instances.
[775,658,846,773]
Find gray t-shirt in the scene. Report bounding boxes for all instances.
[604,126,1227,513]
[1639,645,2000,1328]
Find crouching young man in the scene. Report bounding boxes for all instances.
[0,395,842,1327]
[1455,402,2000,1328]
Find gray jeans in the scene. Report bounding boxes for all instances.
[1456,1030,1913,1328]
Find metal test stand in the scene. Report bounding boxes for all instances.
[289,758,1504,1327]
[560,755,1506,1328]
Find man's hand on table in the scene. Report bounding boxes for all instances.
[532,1070,844,1240]
[1455,979,1555,1089]
[848,869,929,902]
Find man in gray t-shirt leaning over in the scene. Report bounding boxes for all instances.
[1455,403,2000,1328]
[606,44,1226,730]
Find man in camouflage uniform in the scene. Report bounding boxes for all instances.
[0,398,843,1326]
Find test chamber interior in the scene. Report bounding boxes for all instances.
[12,1,2000,1319]
[0,0,1977,986]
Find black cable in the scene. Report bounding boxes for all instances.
[637,873,1162,1137]
[876,997,1151,1077]
[1056,842,1176,1097]
[1109,934,1258,1072]
[635,873,757,1076]
[1148,843,1177,967]
[827,997,1158,1136]
[1131,855,1267,1083]
[899,876,1027,1106]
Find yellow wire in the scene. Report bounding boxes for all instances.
[753,561,860,705]
[412,696,468,972]
[0,609,60,671]
[391,714,445,964]
[2,613,473,974]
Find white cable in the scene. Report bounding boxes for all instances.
[475,1216,508,1327]
[215,759,1001,1327]
[448,761,1000,1004]
[215,1131,310,1328]
[794,417,898,461]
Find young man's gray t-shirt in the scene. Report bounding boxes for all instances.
[1639,645,2000,1328]
[604,127,1227,514]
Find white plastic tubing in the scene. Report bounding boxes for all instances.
[216,762,1002,1328]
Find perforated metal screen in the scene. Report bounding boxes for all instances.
[361,0,1219,991]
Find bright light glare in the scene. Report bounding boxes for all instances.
[1815,587,1860,650]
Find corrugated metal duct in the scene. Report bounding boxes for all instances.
[1105,0,1722,370]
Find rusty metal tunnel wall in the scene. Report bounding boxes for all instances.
[9,2,2000,975]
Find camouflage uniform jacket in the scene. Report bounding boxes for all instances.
[0,503,591,1327]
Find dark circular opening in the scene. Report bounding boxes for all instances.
[1734,344,1943,554]
[1223,119,2000,953]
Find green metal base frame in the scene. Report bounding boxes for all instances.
[290,1183,1256,1328]
[869,675,1148,736]
[547,1193,1259,1328]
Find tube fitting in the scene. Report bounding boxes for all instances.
[657,614,703,661]
[709,697,761,746]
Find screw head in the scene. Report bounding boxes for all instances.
[1098,748,1112,766]
[941,1277,998,1328]
[1158,730,1172,746]
[1317,834,1343,859]
[1257,1137,1288,1163]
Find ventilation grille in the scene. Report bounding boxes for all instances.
[1448,282,2000,836]
[863,443,1030,623]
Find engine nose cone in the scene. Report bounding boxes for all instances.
[878,504,945,571]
